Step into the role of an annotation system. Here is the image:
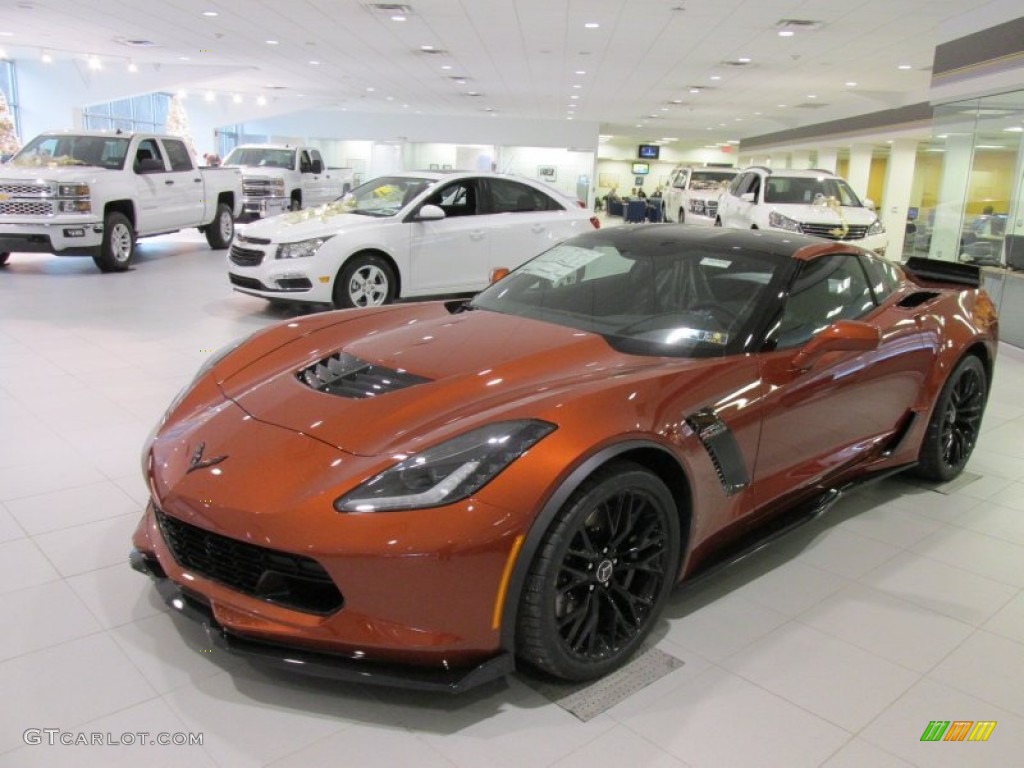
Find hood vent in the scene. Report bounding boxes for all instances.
[298,352,430,399]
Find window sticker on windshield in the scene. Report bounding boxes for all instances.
[665,327,730,345]
[700,257,732,269]
[520,246,604,281]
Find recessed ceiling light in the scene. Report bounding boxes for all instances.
[710,75,721,80]
[897,64,912,70]
[778,30,795,37]
[807,94,817,98]
[572,84,582,89]
[391,14,406,21]
[441,65,452,70]
[386,96,394,101]
[204,91,215,102]
[636,124,644,128]
[735,117,743,121]
[584,22,600,29]
[366,86,376,92]
[233,94,242,104]
[202,10,218,17]
[420,44,435,51]
[178,56,190,61]
[777,104,786,108]
[660,107,669,111]
[127,61,137,72]
[571,94,580,100]
[402,103,409,108]
[669,99,684,104]
[754,111,762,115]
[308,60,320,65]
[845,81,857,87]
[567,116,574,120]
[266,40,279,45]
[689,88,701,94]
[41,50,52,63]
[737,57,752,63]
[257,96,267,106]
[1003,126,1023,132]
[575,70,586,75]
[661,137,678,142]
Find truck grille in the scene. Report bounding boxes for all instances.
[155,506,344,614]
[0,181,54,196]
[0,201,54,216]
[800,222,869,241]
[230,245,265,266]
[242,180,277,198]
[689,199,718,217]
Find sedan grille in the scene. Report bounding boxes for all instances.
[230,245,265,266]
[155,507,343,614]
[0,201,53,216]
[800,222,869,241]
[229,274,266,290]
[298,351,431,399]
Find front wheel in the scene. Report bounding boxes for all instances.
[205,203,235,249]
[915,355,988,481]
[92,212,135,272]
[678,208,685,224]
[516,461,681,681]
[0,253,9,266]
[714,217,723,227]
[333,254,396,308]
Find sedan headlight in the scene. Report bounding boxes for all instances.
[866,218,885,235]
[276,236,333,259]
[768,210,803,233]
[335,420,557,513]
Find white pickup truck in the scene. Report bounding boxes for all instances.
[221,144,353,219]
[662,166,738,225]
[0,130,243,271]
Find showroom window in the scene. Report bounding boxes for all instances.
[0,59,19,143]
[83,92,170,133]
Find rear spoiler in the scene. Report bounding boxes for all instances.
[903,257,981,288]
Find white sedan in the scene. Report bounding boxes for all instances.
[228,171,599,308]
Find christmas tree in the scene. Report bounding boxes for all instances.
[0,88,20,157]
[165,95,197,159]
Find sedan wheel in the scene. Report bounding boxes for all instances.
[516,462,680,681]
[334,254,396,309]
[916,355,987,481]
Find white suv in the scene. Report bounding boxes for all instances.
[716,167,887,255]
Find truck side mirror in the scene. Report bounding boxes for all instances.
[311,159,323,174]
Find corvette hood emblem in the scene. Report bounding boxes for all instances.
[186,441,227,473]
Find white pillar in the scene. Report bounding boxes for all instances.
[770,152,789,169]
[816,148,838,174]
[790,150,812,169]
[847,144,873,200]
[929,134,973,262]
[880,138,918,261]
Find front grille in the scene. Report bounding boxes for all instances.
[229,274,266,290]
[0,181,53,196]
[298,351,431,399]
[242,180,277,198]
[230,245,265,266]
[155,507,344,614]
[689,199,718,216]
[237,234,272,246]
[0,201,53,216]
[800,222,869,241]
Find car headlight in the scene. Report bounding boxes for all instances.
[867,218,885,235]
[335,420,557,513]
[768,210,803,233]
[58,183,89,197]
[276,236,333,259]
[270,179,286,192]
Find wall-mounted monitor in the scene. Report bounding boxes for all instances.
[632,161,650,175]
[638,144,660,160]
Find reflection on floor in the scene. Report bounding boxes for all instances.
[1,231,1023,767]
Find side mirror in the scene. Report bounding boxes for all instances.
[489,267,510,284]
[414,204,446,221]
[863,198,876,211]
[791,319,880,371]
[740,192,755,203]
[311,159,323,174]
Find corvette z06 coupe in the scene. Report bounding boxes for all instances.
[132,226,997,692]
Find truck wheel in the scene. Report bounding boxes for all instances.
[678,208,685,224]
[289,194,301,211]
[333,254,395,309]
[205,203,235,249]
[92,212,135,272]
[0,253,9,266]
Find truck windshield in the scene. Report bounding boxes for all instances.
[689,171,736,190]
[10,135,131,170]
[338,176,435,217]
[222,148,296,169]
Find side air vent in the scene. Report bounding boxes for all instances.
[685,408,750,495]
[897,291,940,308]
[298,352,431,399]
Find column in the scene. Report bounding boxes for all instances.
[928,134,973,262]
[770,152,789,169]
[790,150,812,169]
[816,148,838,173]
[880,138,918,261]
[847,144,873,201]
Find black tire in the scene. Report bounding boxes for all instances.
[205,203,235,249]
[915,355,987,481]
[289,194,302,212]
[92,212,135,272]
[678,208,685,224]
[0,253,9,266]
[333,253,396,309]
[714,217,722,227]
[516,461,681,681]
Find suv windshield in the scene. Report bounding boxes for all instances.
[337,176,435,217]
[689,171,736,190]
[472,231,785,357]
[222,147,296,169]
[10,135,131,170]
[764,176,863,206]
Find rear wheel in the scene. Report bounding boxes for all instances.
[333,253,396,309]
[916,355,987,481]
[92,212,135,272]
[289,193,302,211]
[0,253,9,266]
[204,203,235,249]
[516,462,680,681]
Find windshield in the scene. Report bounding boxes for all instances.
[337,175,435,217]
[689,171,736,190]
[222,147,297,169]
[10,135,131,170]
[472,231,786,357]
[764,176,863,206]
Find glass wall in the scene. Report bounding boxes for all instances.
[0,59,19,147]
[82,92,170,134]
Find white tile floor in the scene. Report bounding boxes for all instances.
[1,230,1023,767]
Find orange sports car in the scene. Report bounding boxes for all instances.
[131,227,997,692]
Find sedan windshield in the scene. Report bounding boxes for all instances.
[472,231,786,357]
[10,135,130,170]
[764,176,863,207]
[337,176,435,217]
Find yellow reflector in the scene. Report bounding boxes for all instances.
[492,534,525,630]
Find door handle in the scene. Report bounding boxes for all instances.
[164,180,175,185]
[470,231,485,241]
[193,178,202,183]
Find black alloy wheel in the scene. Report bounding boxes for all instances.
[517,462,680,681]
[916,355,987,481]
